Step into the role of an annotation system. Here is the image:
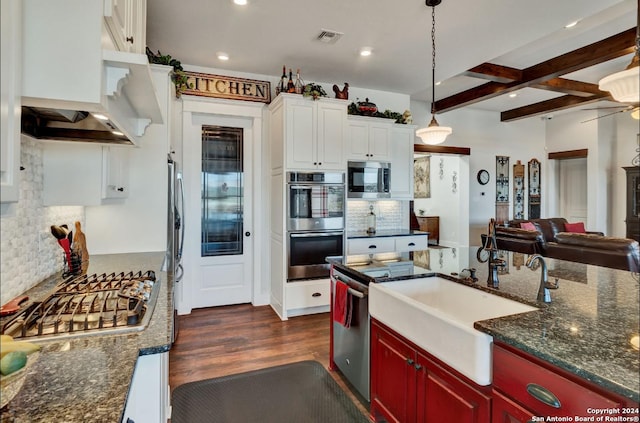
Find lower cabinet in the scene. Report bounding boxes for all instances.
[123,351,170,423]
[371,319,491,423]
[285,278,330,316]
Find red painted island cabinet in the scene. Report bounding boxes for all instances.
[370,319,491,423]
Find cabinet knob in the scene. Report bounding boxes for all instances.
[126,36,134,44]
[406,358,414,365]
[318,162,322,165]
[313,162,317,165]
[414,363,422,370]
[117,187,125,192]
[245,231,251,237]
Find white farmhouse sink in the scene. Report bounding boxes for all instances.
[369,277,537,386]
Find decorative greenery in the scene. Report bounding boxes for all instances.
[347,102,409,124]
[145,48,193,98]
[302,83,328,100]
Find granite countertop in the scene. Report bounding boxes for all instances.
[0,252,172,423]
[347,229,428,239]
[330,247,640,402]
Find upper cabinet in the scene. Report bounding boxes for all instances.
[346,116,391,162]
[104,0,147,54]
[269,94,347,172]
[0,0,22,203]
[43,143,130,206]
[389,125,416,199]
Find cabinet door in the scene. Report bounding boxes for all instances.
[0,0,21,203]
[492,390,537,423]
[285,100,316,170]
[347,120,370,160]
[417,351,491,423]
[102,146,129,199]
[316,102,345,171]
[390,126,415,199]
[368,123,391,161]
[371,320,416,423]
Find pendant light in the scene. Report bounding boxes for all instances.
[416,0,452,145]
[598,1,639,104]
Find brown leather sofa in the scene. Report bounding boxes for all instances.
[487,217,640,272]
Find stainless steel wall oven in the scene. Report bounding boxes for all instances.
[287,171,345,281]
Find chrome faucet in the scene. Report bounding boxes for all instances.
[525,254,559,303]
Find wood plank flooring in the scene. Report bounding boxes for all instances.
[169,304,370,418]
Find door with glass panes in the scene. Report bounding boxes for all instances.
[186,114,253,308]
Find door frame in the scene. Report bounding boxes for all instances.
[178,96,267,315]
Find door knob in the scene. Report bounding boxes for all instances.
[245,231,251,237]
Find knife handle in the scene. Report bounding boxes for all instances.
[0,295,29,316]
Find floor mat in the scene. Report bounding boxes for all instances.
[171,360,370,423]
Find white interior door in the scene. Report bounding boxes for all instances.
[559,158,588,223]
[185,113,253,308]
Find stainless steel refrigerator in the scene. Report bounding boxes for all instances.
[163,154,184,343]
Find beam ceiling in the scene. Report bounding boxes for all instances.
[434,27,637,122]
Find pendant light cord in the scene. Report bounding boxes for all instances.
[431,6,436,115]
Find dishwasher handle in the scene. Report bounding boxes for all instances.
[335,273,368,299]
[347,287,365,299]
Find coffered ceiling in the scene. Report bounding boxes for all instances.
[147,0,638,121]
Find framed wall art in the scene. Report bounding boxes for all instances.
[495,156,510,223]
[528,158,541,218]
[414,156,431,198]
[513,160,525,219]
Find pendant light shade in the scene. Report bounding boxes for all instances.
[416,0,451,145]
[598,5,639,104]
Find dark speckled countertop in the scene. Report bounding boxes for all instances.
[329,247,640,403]
[0,252,172,423]
[347,229,428,239]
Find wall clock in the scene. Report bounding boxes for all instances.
[477,169,490,185]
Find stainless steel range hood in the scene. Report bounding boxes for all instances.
[21,0,163,145]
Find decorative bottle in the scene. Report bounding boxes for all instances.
[287,68,296,93]
[278,65,287,95]
[294,69,304,94]
[366,204,377,234]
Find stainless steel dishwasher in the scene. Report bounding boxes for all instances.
[331,268,370,402]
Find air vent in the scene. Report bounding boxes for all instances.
[316,29,344,44]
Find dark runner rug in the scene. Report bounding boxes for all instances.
[171,360,369,423]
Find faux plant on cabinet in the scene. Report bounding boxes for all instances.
[145,48,193,98]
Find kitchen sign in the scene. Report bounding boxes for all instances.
[182,71,271,103]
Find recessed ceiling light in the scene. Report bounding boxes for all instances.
[509,93,517,98]
[564,20,579,29]
[360,47,372,57]
[233,0,247,5]
[217,52,229,61]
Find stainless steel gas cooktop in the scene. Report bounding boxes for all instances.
[1,271,160,341]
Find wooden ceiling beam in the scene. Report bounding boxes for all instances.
[462,63,522,83]
[500,94,610,122]
[531,78,609,97]
[434,28,636,114]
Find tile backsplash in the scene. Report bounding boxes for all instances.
[0,138,84,304]
[347,200,405,231]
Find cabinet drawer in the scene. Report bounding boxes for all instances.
[493,345,622,417]
[348,237,396,255]
[395,235,428,252]
[286,279,330,310]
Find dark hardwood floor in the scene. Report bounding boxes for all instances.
[169,304,370,417]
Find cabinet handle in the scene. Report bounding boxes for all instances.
[368,245,377,249]
[414,363,422,370]
[117,187,125,192]
[526,383,561,408]
[406,358,414,365]
[311,292,321,297]
[126,36,134,44]
[408,242,415,246]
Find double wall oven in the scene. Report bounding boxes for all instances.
[287,172,345,281]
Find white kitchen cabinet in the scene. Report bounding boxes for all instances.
[0,0,21,203]
[389,124,416,199]
[346,116,392,162]
[104,0,147,54]
[394,234,428,252]
[286,279,331,316]
[348,237,396,255]
[43,143,130,205]
[270,93,347,172]
[123,351,170,423]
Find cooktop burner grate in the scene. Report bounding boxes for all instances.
[2,271,159,341]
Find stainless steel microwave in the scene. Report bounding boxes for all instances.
[347,161,391,199]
